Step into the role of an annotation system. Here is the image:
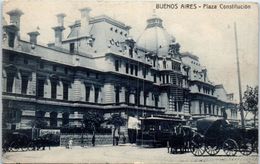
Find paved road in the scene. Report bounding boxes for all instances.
[2,145,258,163]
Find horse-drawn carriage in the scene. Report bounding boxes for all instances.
[2,132,53,152]
[190,117,258,156]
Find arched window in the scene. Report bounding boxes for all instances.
[163,60,166,69]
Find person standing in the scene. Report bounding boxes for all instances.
[92,135,96,147]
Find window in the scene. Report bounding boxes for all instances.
[62,113,69,126]
[153,58,156,67]
[63,83,69,100]
[125,63,129,74]
[6,73,14,93]
[143,67,147,78]
[50,112,58,127]
[130,64,134,75]
[85,86,91,102]
[96,74,99,79]
[115,87,120,104]
[129,48,133,58]
[21,75,28,94]
[51,81,57,99]
[166,75,169,84]
[8,32,15,48]
[37,79,45,97]
[153,74,157,83]
[94,87,99,103]
[69,43,75,53]
[155,96,159,107]
[163,60,166,69]
[135,65,138,76]
[115,60,119,71]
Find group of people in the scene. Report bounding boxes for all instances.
[66,134,127,148]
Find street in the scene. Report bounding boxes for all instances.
[2,145,258,164]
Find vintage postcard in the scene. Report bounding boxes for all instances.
[1,0,259,163]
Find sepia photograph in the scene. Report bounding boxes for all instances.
[1,0,259,163]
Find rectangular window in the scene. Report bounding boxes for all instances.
[85,86,91,102]
[135,65,138,76]
[8,32,15,48]
[37,79,45,97]
[129,48,133,58]
[143,67,147,78]
[130,64,134,75]
[51,81,57,99]
[63,83,69,100]
[21,76,28,94]
[115,60,119,71]
[155,96,159,107]
[125,63,129,74]
[70,43,75,53]
[6,74,14,93]
[94,87,99,103]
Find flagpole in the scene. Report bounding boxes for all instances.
[234,22,245,128]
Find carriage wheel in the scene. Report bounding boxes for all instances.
[10,142,19,152]
[239,139,253,156]
[190,141,205,156]
[223,139,238,156]
[21,146,27,151]
[205,145,220,156]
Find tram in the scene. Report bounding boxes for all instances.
[136,116,185,147]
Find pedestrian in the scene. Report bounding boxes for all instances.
[68,138,73,149]
[92,135,96,147]
[122,134,126,144]
[115,136,119,145]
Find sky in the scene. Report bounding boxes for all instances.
[3,0,259,103]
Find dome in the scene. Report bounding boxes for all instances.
[136,14,175,57]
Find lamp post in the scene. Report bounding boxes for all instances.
[234,22,245,128]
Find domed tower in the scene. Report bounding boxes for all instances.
[136,12,189,117]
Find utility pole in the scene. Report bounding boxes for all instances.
[234,22,245,128]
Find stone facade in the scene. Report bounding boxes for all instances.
[2,8,238,133]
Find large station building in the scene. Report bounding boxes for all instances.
[2,8,238,133]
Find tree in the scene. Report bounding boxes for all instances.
[83,111,104,136]
[242,86,258,127]
[107,113,126,145]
